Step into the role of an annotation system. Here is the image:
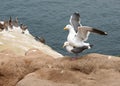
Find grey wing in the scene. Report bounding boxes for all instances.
[69,12,81,32]
[76,26,107,41]
[76,26,90,41]
[81,26,108,35]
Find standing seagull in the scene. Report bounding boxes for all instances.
[63,41,93,59]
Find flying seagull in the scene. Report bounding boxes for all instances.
[65,12,107,46]
[69,12,107,41]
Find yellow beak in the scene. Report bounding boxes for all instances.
[62,44,65,48]
[64,27,68,30]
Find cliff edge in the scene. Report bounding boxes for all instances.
[0,24,63,58]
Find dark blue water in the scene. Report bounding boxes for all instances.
[0,0,120,56]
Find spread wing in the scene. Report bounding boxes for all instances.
[69,12,81,32]
[76,26,107,41]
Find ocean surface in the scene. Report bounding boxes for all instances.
[0,0,120,56]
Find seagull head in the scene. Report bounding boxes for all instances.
[64,24,73,30]
[63,41,70,48]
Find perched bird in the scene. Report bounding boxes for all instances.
[8,16,13,29]
[35,36,46,44]
[0,23,4,31]
[12,17,19,27]
[3,20,9,31]
[63,41,93,59]
[20,24,28,34]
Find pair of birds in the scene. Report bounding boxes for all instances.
[0,17,28,33]
[63,12,107,58]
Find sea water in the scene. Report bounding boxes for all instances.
[0,0,120,56]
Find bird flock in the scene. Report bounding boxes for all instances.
[63,12,107,59]
[0,17,28,34]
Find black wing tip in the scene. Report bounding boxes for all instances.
[104,32,108,35]
[100,31,108,35]
[101,32,108,35]
[92,28,108,35]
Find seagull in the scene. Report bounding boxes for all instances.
[63,13,107,57]
[64,24,91,48]
[63,41,93,59]
[64,12,107,47]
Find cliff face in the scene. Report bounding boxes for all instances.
[0,51,120,86]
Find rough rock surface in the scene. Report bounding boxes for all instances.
[0,49,120,86]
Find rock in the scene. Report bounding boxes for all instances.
[0,26,63,57]
[1,52,120,86]
[0,54,28,86]
[16,71,77,86]
[24,49,55,72]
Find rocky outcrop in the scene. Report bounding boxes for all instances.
[0,49,120,86]
[0,18,120,86]
[0,19,63,58]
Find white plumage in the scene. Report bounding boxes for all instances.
[64,24,91,48]
[63,12,107,57]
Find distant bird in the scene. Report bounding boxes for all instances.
[20,24,28,34]
[8,16,13,29]
[63,41,93,59]
[35,36,46,44]
[12,17,19,27]
[3,20,9,31]
[0,23,4,31]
